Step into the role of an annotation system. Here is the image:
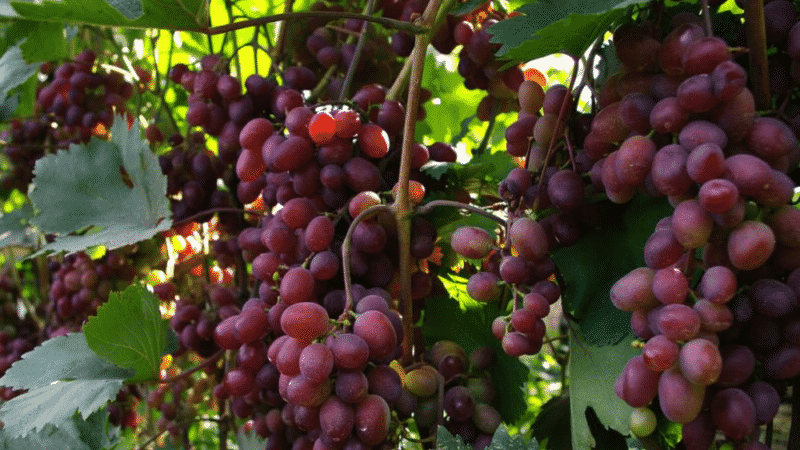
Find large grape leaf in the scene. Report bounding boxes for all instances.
[83,284,172,382]
[0,333,134,390]
[423,273,529,423]
[6,19,66,62]
[488,0,649,65]
[486,425,540,450]
[0,410,117,450]
[0,334,131,438]
[29,116,172,255]
[568,328,638,450]
[9,0,208,31]
[0,202,36,250]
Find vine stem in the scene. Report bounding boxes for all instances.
[700,0,714,37]
[395,0,445,365]
[171,207,262,227]
[205,11,427,36]
[223,0,243,78]
[532,55,580,211]
[340,204,394,321]
[339,0,376,100]
[271,0,294,74]
[415,200,506,225]
[743,0,770,110]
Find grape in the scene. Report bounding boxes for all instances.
[499,256,528,284]
[354,395,390,445]
[629,407,657,437]
[686,142,724,184]
[591,101,630,142]
[618,93,655,134]
[285,374,332,407]
[376,101,404,137]
[724,154,773,199]
[649,97,690,134]
[509,218,548,262]
[654,303,701,342]
[682,36,731,74]
[693,299,733,332]
[768,205,800,248]
[353,310,397,361]
[652,267,689,305]
[711,61,747,101]
[658,366,705,423]
[320,396,355,442]
[336,371,369,404]
[501,331,541,356]
[614,135,656,186]
[750,278,798,317]
[405,366,438,398]
[444,386,475,421]
[357,124,390,158]
[698,179,739,214]
[651,144,692,197]
[679,338,722,385]
[224,368,256,397]
[678,120,728,151]
[615,355,659,407]
[658,23,706,76]
[308,112,336,146]
[213,316,240,350]
[234,307,269,344]
[711,388,755,441]
[644,229,685,270]
[764,346,800,379]
[344,158,381,192]
[467,272,501,302]
[298,343,334,384]
[671,200,713,248]
[367,365,402,405]
[518,80,544,113]
[708,88,756,143]
[279,267,316,305]
[610,267,658,311]
[764,0,796,43]
[642,334,679,372]
[677,74,717,113]
[727,221,776,271]
[746,117,796,160]
[280,302,330,344]
[680,412,715,450]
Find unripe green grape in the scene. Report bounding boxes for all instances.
[629,406,657,437]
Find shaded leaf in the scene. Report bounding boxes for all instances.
[0,410,114,450]
[0,333,134,390]
[0,42,39,103]
[7,20,66,61]
[84,285,171,382]
[568,327,639,450]
[532,396,572,450]
[10,0,208,31]
[436,426,472,450]
[29,116,172,255]
[452,0,488,16]
[0,202,36,250]
[488,0,648,65]
[0,379,124,438]
[486,424,540,450]
[103,0,144,20]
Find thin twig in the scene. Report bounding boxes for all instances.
[415,200,506,225]
[271,0,294,74]
[743,0,770,110]
[339,0,376,100]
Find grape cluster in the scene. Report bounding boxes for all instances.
[597,10,800,448]
[47,250,137,336]
[1,50,143,195]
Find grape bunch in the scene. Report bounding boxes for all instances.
[46,250,137,336]
[596,8,800,448]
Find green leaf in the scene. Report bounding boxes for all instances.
[0,410,114,450]
[0,42,39,103]
[103,0,144,20]
[419,53,483,145]
[436,426,472,450]
[6,20,66,61]
[237,428,267,450]
[486,424,540,450]
[29,115,172,255]
[488,0,648,64]
[83,284,171,382]
[568,327,639,450]
[451,0,488,16]
[531,396,572,450]
[0,380,124,438]
[0,333,134,390]
[551,196,671,345]
[10,0,208,31]
[423,274,528,423]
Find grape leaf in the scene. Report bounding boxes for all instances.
[6,20,66,62]
[0,42,39,104]
[10,0,209,31]
[551,195,671,345]
[568,328,639,450]
[0,333,134,390]
[0,379,124,438]
[423,274,528,423]
[103,0,144,20]
[0,410,115,449]
[486,424,540,450]
[83,284,172,382]
[451,0,488,16]
[487,0,649,65]
[237,428,267,450]
[436,426,472,450]
[531,396,572,450]
[29,116,172,255]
